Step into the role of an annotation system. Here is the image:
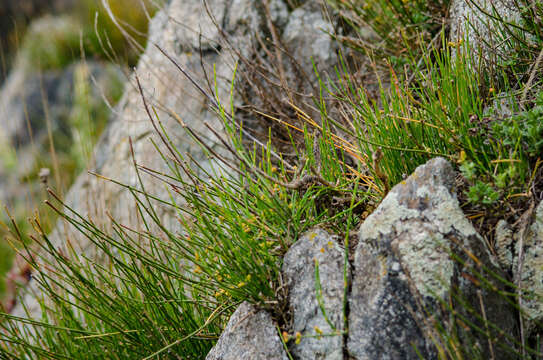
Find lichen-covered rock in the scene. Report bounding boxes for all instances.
[348,158,517,359]
[205,302,288,360]
[493,202,543,323]
[495,219,514,269]
[449,0,521,61]
[283,228,347,360]
[514,202,543,321]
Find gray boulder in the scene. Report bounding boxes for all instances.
[11,0,345,320]
[496,201,543,323]
[283,228,348,360]
[517,202,543,321]
[10,0,235,319]
[449,0,521,62]
[0,60,121,148]
[283,1,336,83]
[348,158,518,359]
[0,60,123,206]
[206,302,289,360]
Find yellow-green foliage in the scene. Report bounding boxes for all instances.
[75,0,158,67]
[67,63,124,172]
[19,0,157,70]
[19,15,81,70]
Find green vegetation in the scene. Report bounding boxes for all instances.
[0,0,542,359]
[0,62,124,290]
[0,0,145,299]
[19,0,156,70]
[0,71,369,356]
[18,16,82,70]
[328,0,448,58]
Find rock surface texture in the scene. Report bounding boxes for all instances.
[449,0,521,61]
[205,302,289,360]
[348,158,517,359]
[496,202,543,323]
[517,202,543,321]
[11,0,237,317]
[7,0,538,358]
[0,59,123,209]
[206,159,520,359]
[283,228,348,360]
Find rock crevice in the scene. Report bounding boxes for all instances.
[206,158,523,359]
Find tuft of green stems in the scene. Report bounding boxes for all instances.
[327,0,449,64]
[0,61,370,358]
[323,34,541,207]
[2,0,543,358]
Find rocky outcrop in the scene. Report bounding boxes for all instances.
[516,202,543,322]
[0,60,121,148]
[283,229,348,360]
[348,158,517,359]
[206,302,289,360]
[282,1,336,89]
[0,58,123,229]
[496,202,543,323]
[8,0,541,358]
[11,0,339,320]
[0,59,123,204]
[206,158,521,359]
[347,158,459,359]
[10,0,229,318]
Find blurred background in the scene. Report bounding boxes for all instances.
[0,0,157,308]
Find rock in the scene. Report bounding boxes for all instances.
[233,1,340,134]
[513,202,543,322]
[283,228,347,360]
[348,158,517,359]
[224,0,288,58]
[205,302,288,360]
[0,60,121,147]
[282,1,337,88]
[493,202,543,323]
[167,0,227,51]
[449,0,521,62]
[11,0,348,320]
[0,60,123,204]
[495,219,514,269]
[9,0,291,318]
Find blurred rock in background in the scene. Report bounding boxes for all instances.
[0,0,154,304]
[0,0,76,83]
